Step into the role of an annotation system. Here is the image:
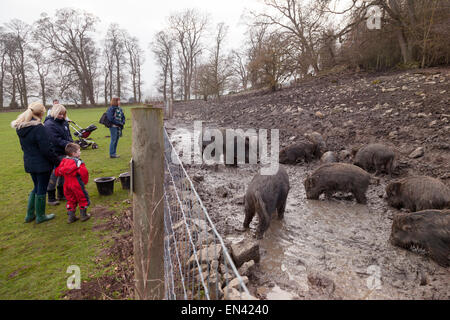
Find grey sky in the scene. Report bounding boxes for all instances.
[0,0,265,98]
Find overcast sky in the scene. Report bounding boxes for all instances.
[0,0,266,98]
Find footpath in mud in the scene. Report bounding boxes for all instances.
[164,68,450,300]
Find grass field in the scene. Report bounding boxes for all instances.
[0,106,135,299]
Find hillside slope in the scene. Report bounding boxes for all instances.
[174,67,450,180]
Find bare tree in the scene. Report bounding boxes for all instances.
[35,9,99,105]
[29,46,52,106]
[105,24,127,98]
[0,27,7,107]
[248,30,297,91]
[254,0,330,74]
[152,30,175,102]
[208,23,233,99]
[169,9,208,101]
[4,19,33,107]
[124,33,144,103]
[231,49,249,91]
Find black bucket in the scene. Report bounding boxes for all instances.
[94,177,116,196]
[119,172,130,190]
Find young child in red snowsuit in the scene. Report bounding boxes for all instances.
[55,143,91,223]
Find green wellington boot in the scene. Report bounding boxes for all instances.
[35,194,55,224]
[25,192,36,223]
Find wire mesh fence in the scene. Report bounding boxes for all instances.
[163,127,251,300]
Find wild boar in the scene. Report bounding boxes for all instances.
[386,176,450,212]
[244,166,290,239]
[320,151,338,164]
[353,143,395,176]
[390,209,450,267]
[279,141,320,164]
[304,163,370,204]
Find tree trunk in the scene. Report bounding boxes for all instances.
[396,28,413,63]
[116,56,121,98]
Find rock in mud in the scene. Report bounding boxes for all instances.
[231,239,260,268]
[238,260,256,278]
[187,244,222,267]
[409,147,425,159]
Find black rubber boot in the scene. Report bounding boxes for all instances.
[80,208,91,222]
[57,186,66,201]
[67,211,79,224]
[47,190,59,206]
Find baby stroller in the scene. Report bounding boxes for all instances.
[70,121,99,149]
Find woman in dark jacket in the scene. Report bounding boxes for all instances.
[11,102,58,224]
[44,104,73,205]
[106,97,125,158]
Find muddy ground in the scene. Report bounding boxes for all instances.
[163,67,450,300]
[63,205,134,300]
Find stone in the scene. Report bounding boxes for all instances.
[231,239,260,268]
[409,147,424,159]
[207,272,224,300]
[238,260,256,277]
[315,111,325,119]
[223,287,258,300]
[187,244,222,267]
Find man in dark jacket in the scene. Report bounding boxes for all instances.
[106,97,125,158]
[44,104,73,205]
[12,102,58,224]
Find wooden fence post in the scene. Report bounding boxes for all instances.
[131,106,165,300]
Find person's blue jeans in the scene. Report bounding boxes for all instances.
[109,126,120,157]
[30,171,52,196]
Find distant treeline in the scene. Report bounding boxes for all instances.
[152,0,450,100]
[0,8,145,109]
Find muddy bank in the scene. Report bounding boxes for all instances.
[63,205,134,300]
[164,68,450,300]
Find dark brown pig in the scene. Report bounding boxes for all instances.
[305,131,327,155]
[353,143,395,176]
[199,128,257,166]
[386,176,450,212]
[279,141,320,164]
[244,166,290,239]
[320,151,338,164]
[304,163,370,204]
[390,210,450,267]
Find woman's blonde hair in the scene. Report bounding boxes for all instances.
[50,104,67,119]
[11,102,46,129]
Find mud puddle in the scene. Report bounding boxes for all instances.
[165,120,449,300]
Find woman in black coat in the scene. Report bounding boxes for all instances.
[11,102,58,224]
[44,104,73,205]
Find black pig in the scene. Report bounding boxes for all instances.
[386,176,450,212]
[244,166,290,239]
[390,210,450,267]
[353,143,395,176]
[304,163,370,204]
[279,141,320,164]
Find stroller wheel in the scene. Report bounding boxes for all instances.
[92,143,99,149]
